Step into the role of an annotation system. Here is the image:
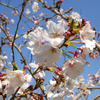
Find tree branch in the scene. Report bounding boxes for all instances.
[39,0,69,22]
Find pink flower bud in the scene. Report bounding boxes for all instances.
[82,18,86,23]
[78,47,84,52]
[7,21,10,23]
[57,0,63,3]
[57,67,62,71]
[34,20,39,25]
[5,17,8,20]
[67,31,71,35]
[23,71,25,75]
[48,6,52,9]
[1,13,3,16]
[24,65,28,69]
[0,73,6,77]
[7,42,12,46]
[64,33,67,36]
[45,18,48,22]
[67,22,70,26]
[70,51,75,55]
[42,78,45,81]
[33,95,37,98]
[88,74,91,77]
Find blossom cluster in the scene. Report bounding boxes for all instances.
[0,0,100,100]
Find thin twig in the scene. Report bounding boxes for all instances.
[39,0,69,22]
[12,1,25,62]
[0,2,47,28]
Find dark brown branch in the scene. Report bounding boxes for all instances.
[12,1,25,62]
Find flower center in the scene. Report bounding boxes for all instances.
[51,47,56,53]
[53,33,59,38]
[67,82,71,86]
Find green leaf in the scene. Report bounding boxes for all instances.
[12,60,19,70]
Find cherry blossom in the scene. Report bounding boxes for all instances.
[48,93,63,100]
[71,11,81,22]
[27,27,43,55]
[43,20,65,46]
[7,70,25,87]
[62,56,85,79]
[25,8,30,15]
[80,22,95,42]
[0,1,100,100]
[35,43,62,65]
[65,77,76,90]
[32,2,39,14]
[11,19,14,24]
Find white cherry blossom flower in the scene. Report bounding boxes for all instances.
[27,27,43,55]
[51,93,63,100]
[65,77,76,90]
[23,34,27,39]
[25,8,30,15]
[11,19,14,24]
[12,10,18,16]
[71,12,81,22]
[47,80,56,92]
[80,45,93,60]
[58,19,67,27]
[25,74,32,82]
[80,22,95,42]
[57,8,63,19]
[84,40,95,51]
[35,43,62,65]
[5,83,15,94]
[7,70,25,87]
[62,88,71,96]
[43,20,65,46]
[84,90,91,95]
[32,2,39,14]
[39,12,44,16]
[47,92,54,98]
[49,80,56,85]
[62,56,85,79]
[47,92,64,100]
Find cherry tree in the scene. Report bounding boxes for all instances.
[0,0,100,100]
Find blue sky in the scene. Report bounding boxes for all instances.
[0,0,100,100]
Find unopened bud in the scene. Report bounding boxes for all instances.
[48,6,52,9]
[7,42,12,46]
[88,74,91,77]
[24,65,28,69]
